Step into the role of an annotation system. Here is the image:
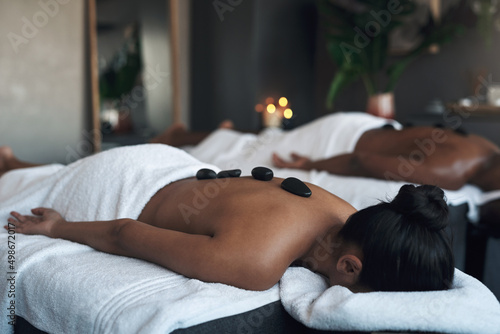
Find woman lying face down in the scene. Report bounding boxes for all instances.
[7,182,454,293]
[2,145,453,292]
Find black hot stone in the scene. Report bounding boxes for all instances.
[251,167,273,181]
[281,177,312,198]
[196,168,217,180]
[217,169,242,178]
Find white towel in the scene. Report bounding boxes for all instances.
[479,189,500,205]
[0,144,279,334]
[0,237,279,334]
[280,267,500,334]
[0,144,220,222]
[187,111,401,175]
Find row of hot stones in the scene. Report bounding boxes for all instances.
[196,167,312,198]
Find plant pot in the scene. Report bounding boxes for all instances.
[366,92,395,119]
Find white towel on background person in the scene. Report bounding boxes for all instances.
[280,267,500,334]
[0,144,281,334]
[187,111,401,175]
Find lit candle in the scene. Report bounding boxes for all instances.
[279,97,288,107]
[263,103,283,128]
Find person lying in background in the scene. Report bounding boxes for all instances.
[151,112,500,231]
[1,144,453,292]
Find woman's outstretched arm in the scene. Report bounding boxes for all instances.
[6,208,281,290]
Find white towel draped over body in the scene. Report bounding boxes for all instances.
[0,144,220,221]
[0,145,279,334]
[187,111,402,175]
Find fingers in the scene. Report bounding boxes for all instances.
[10,211,25,222]
[7,217,23,232]
[272,153,286,167]
[31,207,47,215]
[290,152,305,160]
[7,212,32,235]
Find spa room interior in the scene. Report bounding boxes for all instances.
[1,0,500,333]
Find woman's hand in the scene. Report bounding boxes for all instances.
[5,208,66,237]
[272,152,312,170]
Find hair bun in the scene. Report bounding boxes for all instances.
[390,184,449,231]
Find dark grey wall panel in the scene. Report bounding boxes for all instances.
[190,0,318,131]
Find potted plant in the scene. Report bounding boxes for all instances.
[319,0,465,118]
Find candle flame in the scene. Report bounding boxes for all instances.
[267,104,276,114]
[279,97,288,107]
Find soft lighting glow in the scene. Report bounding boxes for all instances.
[279,97,288,107]
[284,108,293,119]
[267,104,276,113]
[255,104,264,112]
[265,97,274,105]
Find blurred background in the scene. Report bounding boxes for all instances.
[1,0,500,160]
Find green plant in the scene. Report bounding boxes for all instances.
[99,24,142,100]
[320,0,465,109]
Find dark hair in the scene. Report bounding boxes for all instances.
[339,184,454,292]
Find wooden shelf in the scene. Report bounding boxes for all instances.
[446,103,500,116]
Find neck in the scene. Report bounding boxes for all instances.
[297,225,343,279]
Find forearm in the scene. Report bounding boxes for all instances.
[305,153,365,176]
[305,152,401,179]
[50,219,128,255]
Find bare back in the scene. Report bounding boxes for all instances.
[138,176,355,285]
[140,176,353,235]
[355,127,500,189]
[357,127,499,158]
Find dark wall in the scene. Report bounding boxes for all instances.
[190,0,318,131]
[191,1,500,138]
[395,29,500,119]
[190,0,256,131]
[314,15,500,120]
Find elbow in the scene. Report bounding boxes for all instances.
[114,218,133,236]
[111,219,136,254]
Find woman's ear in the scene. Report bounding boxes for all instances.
[336,254,363,286]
